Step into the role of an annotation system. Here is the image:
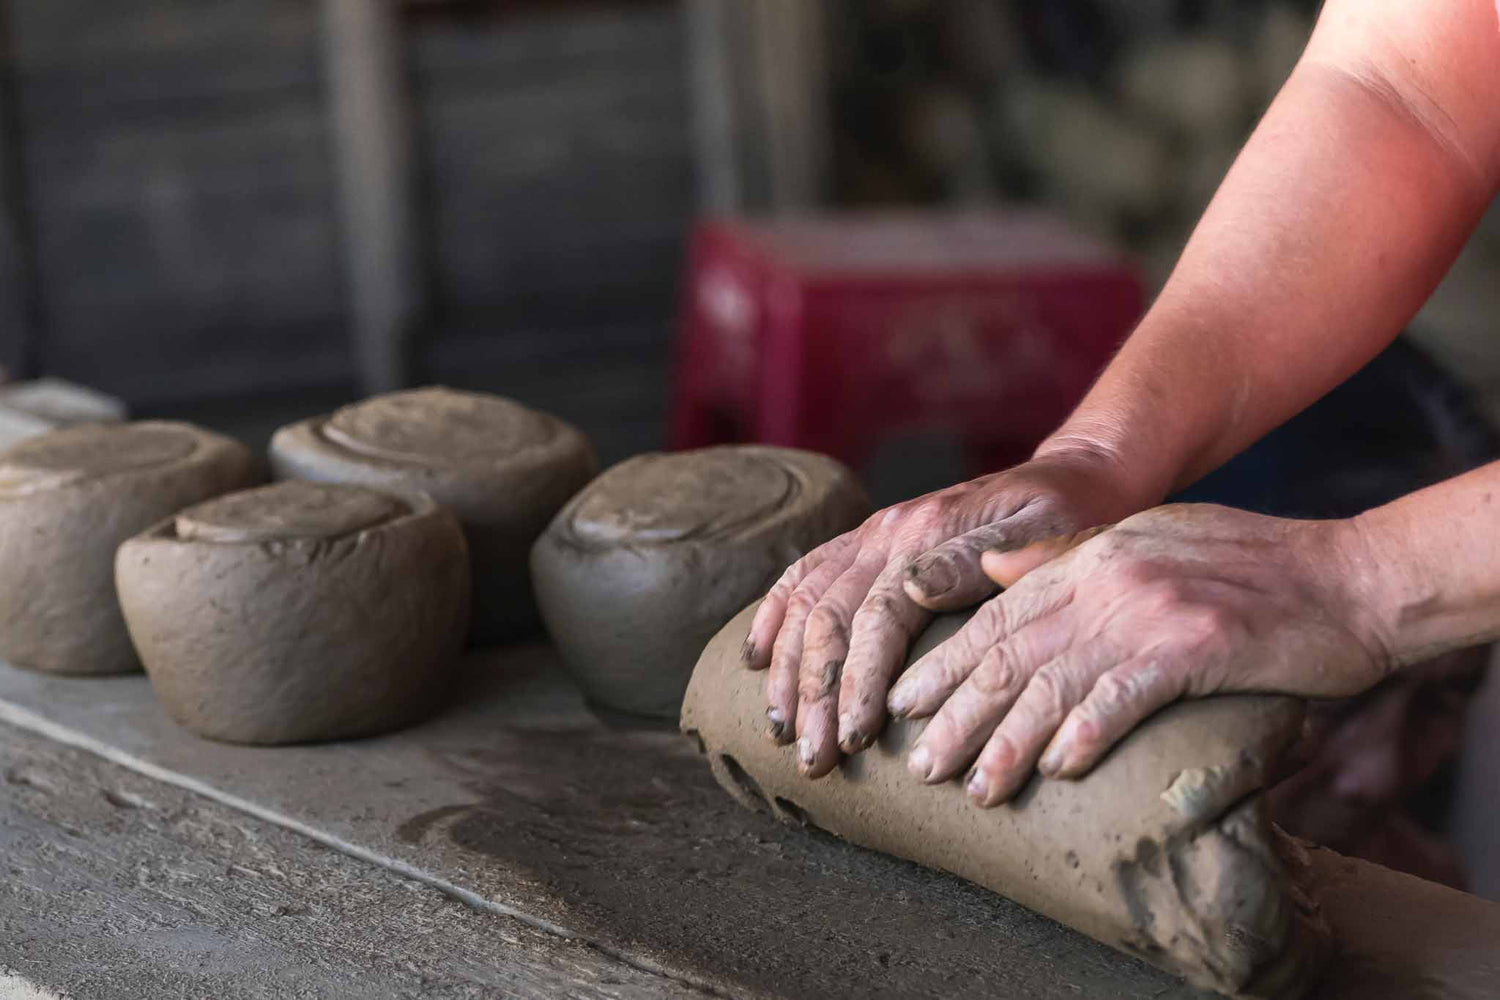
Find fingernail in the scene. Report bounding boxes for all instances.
[765,707,789,744]
[1039,726,1071,776]
[887,685,913,718]
[1039,746,1063,776]
[966,766,989,802]
[838,715,868,753]
[797,737,815,769]
[740,639,757,664]
[908,744,933,781]
[909,558,955,597]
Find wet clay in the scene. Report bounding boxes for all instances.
[682,604,1331,999]
[115,480,470,745]
[532,446,870,720]
[0,422,256,675]
[268,387,596,643]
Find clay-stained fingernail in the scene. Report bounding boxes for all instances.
[908,744,933,781]
[838,715,868,753]
[965,766,989,803]
[908,557,955,597]
[766,707,790,744]
[887,685,913,718]
[797,737,815,770]
[740,638,757,664]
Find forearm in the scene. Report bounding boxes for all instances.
[1350,460,1500,667]
[1038,0,1500,510]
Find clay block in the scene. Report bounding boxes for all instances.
[269,386,596,644]
[533,446,870,720]
[116,481,470,745]
[0,421,256,676]
[682,604,1330,999]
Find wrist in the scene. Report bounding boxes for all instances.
[1030,432,1172,520]
[1317,515,1405,675]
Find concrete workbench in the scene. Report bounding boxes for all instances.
[2,640,1497,999]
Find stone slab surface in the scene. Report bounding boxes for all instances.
[0,722,709,1000]
[2,643,1497,999]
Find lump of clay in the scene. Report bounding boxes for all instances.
[532,446,870,720]
[116,480,470,745]
[0,421,255,675]
[682,604,1330,999]
[268,386,596,643]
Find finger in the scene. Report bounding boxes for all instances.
[967,646,1115,807]
[743,531,859,670]
[888,572,1073,720]
[1039,657,1187,780]
[903,515,1041,610]
[837,559,931,754]
[764,556,851,744]
[980,525,1110,588]
[796,556,885,778]
[905,642,1034,784]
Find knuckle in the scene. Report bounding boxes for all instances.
[1089,671,1132,712]
[970,648,1022,698]
[805,603,852,648]
[854,590,911,631]
[785,585,821,618]
[1030,663,1075,717]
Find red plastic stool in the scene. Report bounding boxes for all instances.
[671,211,1143,483]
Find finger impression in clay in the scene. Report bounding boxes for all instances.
[682,605,1331,999]
[116,480,470,745]
[268,386,596,643]
[532,446,870,720]
[0,421,256,675]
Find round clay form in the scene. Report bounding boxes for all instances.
[0,421,256,675]
[268,386,596,643]
[531,445,871,719]
[116,480,471,745]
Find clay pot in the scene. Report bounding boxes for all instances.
[0,421,256,675]
[116,480,470,745]
[531,445,870,719]
[269,386,596,644]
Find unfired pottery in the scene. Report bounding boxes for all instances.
[532,446,870,719]
[116,480,470,745]
[0,421,256,675]
[268,386,596,643]
[682,604,1330,999]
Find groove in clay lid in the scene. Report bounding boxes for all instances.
[0,422,198,494]
[175,481,406,543]
[568,450,799,545]
[319,387,556,466]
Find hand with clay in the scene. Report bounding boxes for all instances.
[740,446,1153,779]
[892,503,1396,806]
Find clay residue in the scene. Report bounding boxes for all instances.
[174,481,406,543]
[0,422,197,493]
[1113,801,1327,998]
[320,386,557,465]
[564,450,800,547]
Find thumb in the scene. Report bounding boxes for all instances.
[980,525,1110,588]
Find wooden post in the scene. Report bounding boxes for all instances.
[319,0,424,394]
[683,0,831,215]
[0,0,44,381]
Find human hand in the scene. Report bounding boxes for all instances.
[740,449,1144,779]
[891,503,1395,806]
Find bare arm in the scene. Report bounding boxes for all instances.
[1039,0,1500,506]
[750,0,1500,788]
